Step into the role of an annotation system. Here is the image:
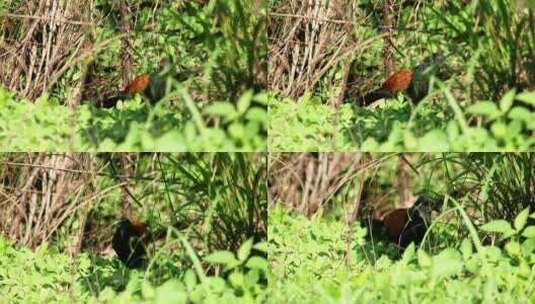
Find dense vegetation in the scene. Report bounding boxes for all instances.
[0,1,267,151]
[268,153,535,302]
[269,0,535,151]
[0,153,267,303]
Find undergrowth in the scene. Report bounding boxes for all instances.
[0,236,267,303]
[0,88,266,151]
[268,206,535,303]
[269,90,535,151]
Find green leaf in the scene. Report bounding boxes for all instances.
[499,89,516,112]
[490,121,507,138]
[507,106,533,122]
[203,102,237,120]
[204,251,238,266]
[245,256,268,271]
[514,208,530,231]
[253,241,268,253]
[237,238,254,262]
[228,272,245,289]
[521,226,535,238]
[460,238,473,260]
[417,249,432,267]
[184,270,197,291]
[229,122,245,140]
[481,220,514,236]
[400,243,415,265]
[466,101,499,117]
[245,107,267,122]
[253,92,269,105]
[237,90,254,115]
[522,238,535,254]
[515,91,535,106]
[505,241,521,257]
[418,130,449,151]
[431,249,463,279]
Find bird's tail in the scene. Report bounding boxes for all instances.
[359,88,394,106]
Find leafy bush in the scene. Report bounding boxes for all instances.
[268,0,535,152]
[0,0,267,151]
[268,206,535,303]
[0,87,266,151]
[0,235,267,304]
[269,90,535,151]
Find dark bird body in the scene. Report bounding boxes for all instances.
[382,205,429,248]
[364,195,443,249]
[112,218,148,268]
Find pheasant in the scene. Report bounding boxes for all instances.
[382,203,429,248]
[111,216,190,268]
[99,60,171,108]
[363,194,443,249]
[112,218,149,268]
[360,52,447,106]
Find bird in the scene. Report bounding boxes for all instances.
[112,218,149,268]
[360,52,447,106]
[384,194,444,248]
[382,205,428,248]
[99,60,171,108]
[111,216,191,267]
[362,194,443,249]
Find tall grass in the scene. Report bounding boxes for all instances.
[0,153,267,257]
[269,153,535,250]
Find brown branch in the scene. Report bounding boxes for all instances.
[0,13,92,26]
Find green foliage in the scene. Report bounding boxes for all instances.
[0,153,267,302]
[452,153,535,223]
[268,94,352,151]
[0,87,266,151]
[268,206,535,303]
[161,153,267,252]
[269,89,535,151]
[0,0,267,151]
[0,237,90,303]
[160,0,266,98]
[0,236,267,303]
[269,0,535,152]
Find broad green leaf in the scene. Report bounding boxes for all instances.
[204,251,238,265]
[400,243,415,265]
[460,238,473,260]
[515,91,535,106]
[466,101,499,116]
[245,256,268,271]
[481,220,514,235]
[505,241,521,257]
[431,249,463,279]
[203,102,237,120]
[237,238,254,262]
[522,226,535,238]
[253,241,268,253]
[499,89,515,112]
[507,106,533,122]
[237,90,253,115]
[514,208,530,231]
[490,122,507,138]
